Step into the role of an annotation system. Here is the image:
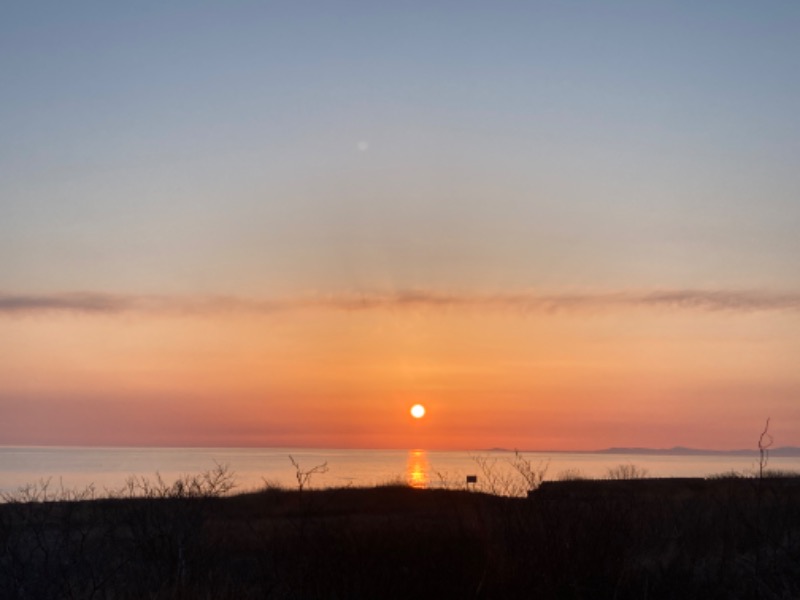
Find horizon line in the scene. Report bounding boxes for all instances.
[2,443,793,455]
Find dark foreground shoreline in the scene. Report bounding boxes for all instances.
[2,477,799,599]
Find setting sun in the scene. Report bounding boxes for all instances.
[410,404,426,419]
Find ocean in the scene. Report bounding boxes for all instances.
[2,446,798,497]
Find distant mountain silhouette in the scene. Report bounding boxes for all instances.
[597,446,800,457]
[482,446,800,457]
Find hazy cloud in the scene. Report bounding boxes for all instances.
[2,289,800,317]
[0,292,136,313]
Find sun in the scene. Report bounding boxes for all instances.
[410,404,426,419]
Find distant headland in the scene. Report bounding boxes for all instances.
[485,446,800,457]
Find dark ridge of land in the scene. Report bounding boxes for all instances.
[2,477,800,599]
[597,446,800,457]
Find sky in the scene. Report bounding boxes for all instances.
[2,1,799,450]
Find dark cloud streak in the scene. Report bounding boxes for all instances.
[2,289,799,317]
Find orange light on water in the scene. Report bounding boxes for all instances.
[406,449,429,488]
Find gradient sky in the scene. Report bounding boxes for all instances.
[2,1,799,450]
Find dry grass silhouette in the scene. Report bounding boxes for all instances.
[2,458,800,599]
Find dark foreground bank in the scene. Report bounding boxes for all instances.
[2,477,800,599]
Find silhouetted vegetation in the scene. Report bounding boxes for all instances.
[2,464,800,599]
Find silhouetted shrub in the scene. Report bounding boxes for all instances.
[605,463,649,479]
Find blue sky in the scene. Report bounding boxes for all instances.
[4,1,799,295]
[2,2,799,448]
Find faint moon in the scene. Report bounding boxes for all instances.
[357,140,369,152]
[410,404,426,419]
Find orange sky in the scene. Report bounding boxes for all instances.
[3,3,800,451]
[2,296,798,450]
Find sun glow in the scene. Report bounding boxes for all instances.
[410,404,426,419]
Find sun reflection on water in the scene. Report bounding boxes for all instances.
[406,449,430,489]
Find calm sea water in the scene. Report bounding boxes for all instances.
[2,446,798,497]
